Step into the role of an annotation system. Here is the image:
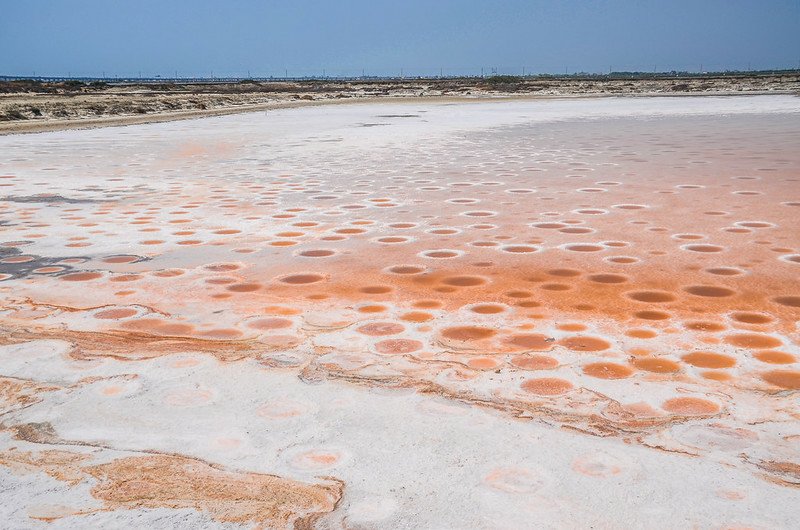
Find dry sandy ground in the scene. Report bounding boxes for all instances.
[1,74,799,134]
[0,96,799,528]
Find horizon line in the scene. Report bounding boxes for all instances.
[3,68,800,84]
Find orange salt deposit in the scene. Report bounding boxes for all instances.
[631,357,681,373]
[583,362,635,379]
[662,397,721,415]
[521,377,574,395]
[682,352,737,369]
[511,354,559,370]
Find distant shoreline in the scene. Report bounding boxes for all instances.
[2,75,798,135]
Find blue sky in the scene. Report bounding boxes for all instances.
[1,0,798,77]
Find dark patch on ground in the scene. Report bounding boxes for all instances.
[0,247,80,281]
[1,194,103,204]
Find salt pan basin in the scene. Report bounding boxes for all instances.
[1,96,799,528]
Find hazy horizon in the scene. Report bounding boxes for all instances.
[1,0,799,78]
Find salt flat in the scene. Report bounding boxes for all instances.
[1,96,799,528]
